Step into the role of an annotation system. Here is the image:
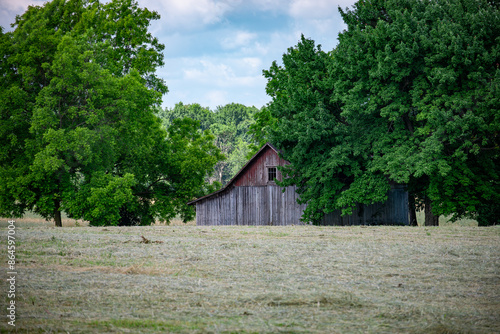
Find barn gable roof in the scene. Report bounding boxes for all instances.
[187,142,281,205]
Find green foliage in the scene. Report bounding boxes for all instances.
[229,139,251,176]
[86,173,137,226]
[335,0,499,224]
[260,0,499,225]
[213,103,258,141]
[158,102,259,185]
[157,102,213,131]
[0,0,222,226]
[247,106,276,158]
[76,0,167,94]
[158,118,224,222]
[259,35,373,223]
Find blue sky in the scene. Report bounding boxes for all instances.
[1,0,357,110]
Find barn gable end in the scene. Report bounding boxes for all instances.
[233,144,287,186]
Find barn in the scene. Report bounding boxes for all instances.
[188,143,409,226]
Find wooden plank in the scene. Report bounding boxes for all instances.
[269,186,274,226]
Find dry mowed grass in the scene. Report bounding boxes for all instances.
[0,220,499,333]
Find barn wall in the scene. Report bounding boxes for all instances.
[234,148,287,186]
[195,185,306,226]
[193,143,409,226]
[195,185,409,226]
[321,185,409,225]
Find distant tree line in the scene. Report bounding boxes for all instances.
[157,102,259,186]
[252,0,499,226]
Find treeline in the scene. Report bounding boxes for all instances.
[254,0,499,226]
[156,102,259,186]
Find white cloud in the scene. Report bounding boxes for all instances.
[142,0,355,33]
[241,57,261,70]
[183,59,263,87]
[244,0,288,12]
[205,90,229,108]
[286,0,355,51]
[0,0,43,12]
[141,0,236,31]
[289,0,339,19]
[221,31,257,50]
[183,60,231,83]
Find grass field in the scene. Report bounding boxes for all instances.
[0,220,498,333]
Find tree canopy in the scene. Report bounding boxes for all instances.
[0,0,222,226]
[159,102,259,185]
[258,0,499,225]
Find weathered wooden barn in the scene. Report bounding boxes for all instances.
[188,143,409,226]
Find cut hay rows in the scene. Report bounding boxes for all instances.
[0,222,498,333]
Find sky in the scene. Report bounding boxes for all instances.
[0,0,357,110]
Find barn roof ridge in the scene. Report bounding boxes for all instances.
[187,142,281,205]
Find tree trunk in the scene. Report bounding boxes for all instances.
[408,194,418,226]
[424,196,439,226]
[54,200,62,227]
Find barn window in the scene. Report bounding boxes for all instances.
[268,167,277,182]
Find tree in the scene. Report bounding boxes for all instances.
[259,0,499,225]
[0,0,89,221]
[247,106,276,158]
[158,102,214,131]
[209,103,257,184]
[259,35,388,224]
[209,123,234,184]
[335,0,499,225]
[0,0,222,226]
[158,102,259,185]
[229,138,251,176]
[213,103,258,141]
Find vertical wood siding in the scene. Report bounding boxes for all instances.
[321,185,409,225]
[195,185,307,226]
[195,185,409,226]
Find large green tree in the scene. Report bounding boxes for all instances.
[0,0,222,226]
[335,0,499,225]
[259,0,499,225]
[261,35,385,224]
